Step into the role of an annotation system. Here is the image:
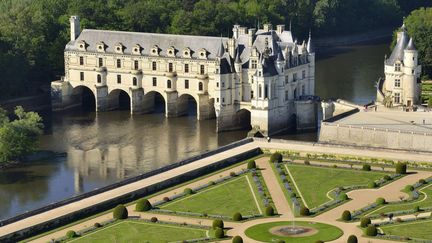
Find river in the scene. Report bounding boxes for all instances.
[0,43,389,220]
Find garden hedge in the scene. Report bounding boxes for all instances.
[135,198,152,212]
[113,204,128,220]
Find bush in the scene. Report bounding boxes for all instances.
[276,240,285,243]
[300,206,310,216]
[290,192,297,198]
[376,197,386,205]
[66,230,77,239]
[163,197,170,202]
[419,179,426,184]
[341,210,352,221]
[383,175,392,181]
[362,164,371,171]
[135,198,152,212]
[304,160,310,165]
[247,160,256,169]
[212,219,224,229]
[184,188,194,195]
[414,206,420,212]
[365,225,377,236]
[315,241,324,243]
[214,228,224,238]
[360,217,371,228]
[230,172,237,177]
[265,206,275,216]
[405,185,414,191]
[232,212,243,221]
[113,204,128,219]
[339,193,348,200]
[94,222,101,228]
[208,181,216,186]
[270,152,283,163]
[232,236,243,243]
[396,162,407,174]
[368,181,377,188]
[150,217,158,223]
[347,235,358,243]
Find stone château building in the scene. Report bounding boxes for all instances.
[377,23,422,107]
[52,16,318,135]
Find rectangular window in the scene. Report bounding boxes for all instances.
[79,56,84,65]
[285,76,289,84]
[168,63,173,72]
[302,85,305,95]
[216,98,219,103]
[80,72,84,81]
[185,79,189,89]
[117,59,121,68]
[134,60,139,70]
[395,79,401,88]
[293,73,297,82]
[285,90,288,101]
[133,78,137,86]
[395,63,401,72]
[222,98,225,103]
[98,58,103,67]
[152,77,157,86]
[117,75,121,84]
[394,93,400,103]
[251,91,254,99]
[200,65,205,75]
[222,82,225,88]
[152,61,157,71]
[302,70,306,79]
[251,60,257,69]
[216,82,219,88]
[184,64,189,73]
[264,85,268,99]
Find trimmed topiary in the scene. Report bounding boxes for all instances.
[66,230,78,239]
[304,160,311,165]
[362,164,371,171]
[94,222,101,228]
[339,193,348,200]
[276,240,285,243]
[150,217,158,222]
[208,181,216,186]
[232,236,243,243]
[290,192,297,198]
[230,172,237,177]
[376,197,386,205]
[184,188,194,195]
[135,198,152,212]
[265,206,275,216]
[315,241,324,243]
[214,227,224,238]
[368,181,377,188]
[405,185,414,191]
[270,152,283,163]
[233,212,243,221]
[300,206,310,216]
[163,197,170,202]
[347,235,358,243]
[396,162,407,174]
[341,210,352,221]
[419,179,426,184]
[383,175,392,181]
[212,219,224,229]
[360,217,371,228]
[247,160,256,169]
[414,205,420,212]
[113,204,128,220]
[365,225,377,236]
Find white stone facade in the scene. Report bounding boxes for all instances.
[52,16,318,135]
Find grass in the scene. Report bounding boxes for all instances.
[366,184,432,216]
[286,164,386,209]
[244,221,343,243]
[161,175,262,217]
[68,220,207,243]
[380,220,432,240]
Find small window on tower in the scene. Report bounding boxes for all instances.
[117,59,121,68]
[79,56,84,65]
[395,63,401,72]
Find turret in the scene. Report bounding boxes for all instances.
[70,16,81,41]
[404,38,418,68]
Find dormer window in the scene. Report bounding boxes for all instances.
[77,40,87,51]
[198,49,208,59]
[115,43,124,54]
[151,45,160,56]
[167,46,176,57]
[132,44,142,55]
[96,42,106,53]
[183,48,192,58]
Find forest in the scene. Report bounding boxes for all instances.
[0,0,431,100]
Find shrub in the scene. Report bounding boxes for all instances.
[163,197,170,202]
[276,240,285,243]
[339,193,348,200]
[208,181,216,186]
[247,160,256,169]
[396,162,407,174]
[232,236,243,243]
[383,175,391,181]
[419,179,426,184]
[150,217,158,223]
[360,217,371,228]
[414,206,420,212]
[135,198,152,212]
[270,152,283,163]
[368,181,377,188]
[300,206,310,216]
[333,164,337,168]
[230,172,237,177]
[395,218,403,223]
[214,228,224,238]
[290,192,297,198]
[113,204,128,220]
[184,188,194,195]
[232,212,243,221]
[341,210,352,221]
[212,219,224,229]
[405,185,414,191]
[94,222,101,228]
[347,235,358,243]
[265,206,275,216]
[376,197,386,205]
[66,230,77,239]
[304,160,310,165]
[365,225,377,236]
[315,241,324,243]
[362,164,371,171]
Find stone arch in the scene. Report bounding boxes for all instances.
[107,89,131,111]
[71,85,96,111]
[177,93,198,116]
[142,90,166,114]
[235,109,252,130]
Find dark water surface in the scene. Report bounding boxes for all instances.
[0,43,389,219]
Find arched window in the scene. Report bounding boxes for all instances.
[294,88,297,99]
[133,77,137,86]
[264,84,268,99]
[167,80,172,89]
[259,84,262,98]
[97,74,102,83]
[198,82,203,91]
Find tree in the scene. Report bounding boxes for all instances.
[428,97,432,108]
[376,197,386,205]
[232,212,243,221]
[247,160,256,169]
[212,219,224,229]
[270,152,283,163]
[365,225,378,236]
[265,206,275,216]
[66,230,78,239]
[347,235,358,243]
[214,227,224,238]
[368,181,377,188]
[113,204,128,219]
[135,198,152,212]
[341,210,351,221]
[184,188,194,195]
[396,162,407,174]
[362,164,371,171]
[360,217,371,228]
[232,236,243,243]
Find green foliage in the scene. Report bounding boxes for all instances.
[315,241,324,243]
[376,197,386,205]
[270,152,282,163]
[214,227,224,238]
[184,188,194,195]
[405,185,414,191]
[396,162,407,174]
[232,212,243,221]
[135,198,152,212]
[212,219,224,229]
[265,206,274,216]
[150,217,158,222]
[300,206,310,216]
[368,181,377,188]
[365,225,378,236]
[94,222,101,228]
[247,160,256,169]
[341,210,351,221]
[113,204,128,220]
[0,106,43,163]
[414,205,420,212]
[360,217,371,228]
[347,235,358,243]
[362,164,371,171]
[419,179,426,184]
[384,175,392,181]
[428,97,432,108]
[232,236,243,243]
[339,193,348,200]
[66,230,77,239]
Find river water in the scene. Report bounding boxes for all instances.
[0,43,389,219]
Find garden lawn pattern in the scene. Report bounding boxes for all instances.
[286,164,386,209]
[368,184,432,216]
[161,176,261,216]
[69,221,207,243]
[381,220,432,240]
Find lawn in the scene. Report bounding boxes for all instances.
[381,220,432,240]
[367,184,432,216]
[69,221,207,243]
[286,164,386,209]
[161,175,262,216]
[245,221,343,243]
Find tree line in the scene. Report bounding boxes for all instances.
[0,0,431,100]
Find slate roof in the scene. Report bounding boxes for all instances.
[405,38,416,51]
[386,30,409,65]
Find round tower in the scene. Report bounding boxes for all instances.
[403,38,418,106]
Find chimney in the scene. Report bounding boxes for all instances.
[70,16,81,41]
[232,25,240,39]
[248,28,256,47]
[276,25,285,34]
[228,38,235,57]
[263,24,272,32]
[238,27,248,35]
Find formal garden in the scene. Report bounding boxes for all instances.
[378,219,432,242]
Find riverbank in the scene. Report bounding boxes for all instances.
[0,151,66,170]
[0,93,51,113]
[315,27,393,48]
